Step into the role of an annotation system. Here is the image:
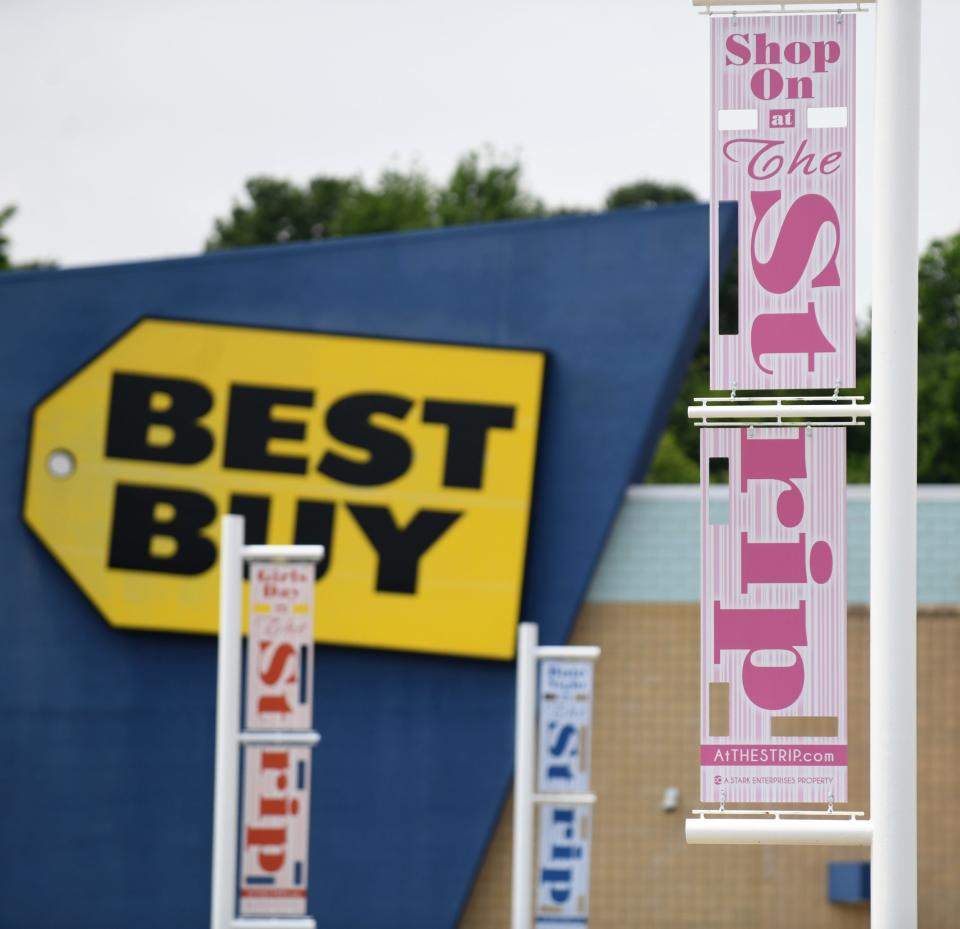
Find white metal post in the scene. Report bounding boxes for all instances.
[511,622,538,929]
[211,515,245,929]
[870,0,921,926]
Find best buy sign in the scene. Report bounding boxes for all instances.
[24,319,544,659]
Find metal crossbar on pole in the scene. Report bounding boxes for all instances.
[687,810,872,846]
[241,544,325,562]
[687,402,872,422]
[532,792,598,805]
[232,919,317,929]
[692,0,874,6]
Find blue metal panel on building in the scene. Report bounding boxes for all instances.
[828,861,870,903]
[0,205,733,929]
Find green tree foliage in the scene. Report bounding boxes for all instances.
[206,150,547,251]
[0,204,55,271]
[919,234,960,354]
[916,233,960,482]
[331,170,435,237]
[605,180,696,210]
[438,151,546,225]
[645,250,733,483]
[207,177,359,248]
[0,205,16,270]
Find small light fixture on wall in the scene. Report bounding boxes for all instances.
[661,787,680,813]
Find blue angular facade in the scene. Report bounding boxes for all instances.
[0,205,734,928]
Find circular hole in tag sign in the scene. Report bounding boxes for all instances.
[47,448,76,479]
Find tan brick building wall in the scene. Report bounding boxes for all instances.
[460,604,959,929]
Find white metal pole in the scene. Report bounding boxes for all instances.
[211,515,245,929]
[870,0,921,926]
[511,622,538,929]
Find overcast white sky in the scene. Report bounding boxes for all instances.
[4,0,958,314]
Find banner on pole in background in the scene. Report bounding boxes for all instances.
[245,562,316,731]
[536,660,594,926]
[240,747,312,917]
[536,805,591,926]
[240,561,317,916]
[700,428,847,803]
[710,14,856,390]
[537,660,593,793]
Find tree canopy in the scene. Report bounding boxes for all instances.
[206,151,552,251]
[0,205,55,271]
[0,205,16,271]
[605,181,697,211]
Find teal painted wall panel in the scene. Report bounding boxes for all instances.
[587,487,960,605]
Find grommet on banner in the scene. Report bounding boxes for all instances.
[719,789,726,813]
[827,794,835,814]
[806,424,813,436]
[837,9,843,25]
[748,424,756,438]
[729,381,737,401]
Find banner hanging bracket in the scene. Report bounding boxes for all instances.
[688,395,870,427]
[686,809,872,846]
[693,1,873,15]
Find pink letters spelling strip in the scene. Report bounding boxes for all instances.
[710,15,856,390]
[699,427,847,803]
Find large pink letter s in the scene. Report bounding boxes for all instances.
[751,190,841,294]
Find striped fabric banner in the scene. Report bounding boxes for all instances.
[700,427,847,803]
[535,661,594,927]
[710,14,856,390]
[240,562,317,916]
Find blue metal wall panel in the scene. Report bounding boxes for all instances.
[0,205,733,929]
[828,861,870,903]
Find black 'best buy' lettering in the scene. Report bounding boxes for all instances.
[104,372,516,594]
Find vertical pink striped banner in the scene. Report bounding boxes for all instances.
[710,15,856,390]
[700,427,847,803]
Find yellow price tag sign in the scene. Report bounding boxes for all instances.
[24,319,545,659]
